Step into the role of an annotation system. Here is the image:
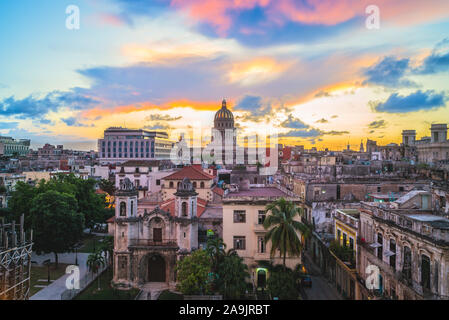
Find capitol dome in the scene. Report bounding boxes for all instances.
[214,99,234,129]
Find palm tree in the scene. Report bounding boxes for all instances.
[100,236,114,266]
[263,198,310,267]
[206,237,227,272]
[87,250,106,291]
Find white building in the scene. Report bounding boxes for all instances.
[98,127,174,165]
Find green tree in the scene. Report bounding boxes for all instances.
[263,198,310,267]
[51,174,106,229]
[98,179,115,196]
[216,250,249,299]
[8,181,38,228]
[176,249,212,295]
[31,190,84,267]
[267,265,299,300]
[87,250,106,290]
[99,236,114,266]
[206,237,226,274]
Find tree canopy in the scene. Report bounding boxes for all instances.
[176,249,213,295]
[31,189,84,266]
[9,174,108,229]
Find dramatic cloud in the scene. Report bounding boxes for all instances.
[114,0,449,46]
[280,115,310,129]
[146,114,182,122]
[144,123,172,130]
[368,120,387,129]
[363,56,415,88]
[279,128,323,138]
[62,117,92,127]
[415,38,449,74]
[0,91,98,119]
[373,90,447,113]
[234,95,275,122]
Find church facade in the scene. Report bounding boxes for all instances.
[112,177,201,289]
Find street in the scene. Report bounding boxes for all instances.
[302,253,342,300]
[304,275,342,300]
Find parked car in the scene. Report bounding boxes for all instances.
[301,275,312,288]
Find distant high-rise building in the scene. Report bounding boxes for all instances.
[98,127,174,165]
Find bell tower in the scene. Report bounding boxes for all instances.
[174,178,199,251]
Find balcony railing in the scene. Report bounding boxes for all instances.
[128,239,178,247]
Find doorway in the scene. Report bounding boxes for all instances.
[148,255,166,282]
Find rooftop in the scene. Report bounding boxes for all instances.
[225,186,291,198]
[120,160,161,167]
[163,165,215,181]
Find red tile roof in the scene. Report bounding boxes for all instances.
[163,166,214,181]
[212,186,224,196]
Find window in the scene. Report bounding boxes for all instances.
[156,179,161,186]
[182,202,188,217]
[169,181,174,188]
[402,246,412,281]
[233,236,246,250]
[349,238,354,251]
[135,179,140,187]
[200,182,205,188]
[421,255,431,290]
[377,233,383,260]
[258,237,265,253]
[193,182,197,188]
[258,210,266,225]
[377,186,381,192]
[120,202,126,216]
[343,233,347,247]
[399,186,404,192]
[233,210,246,223]
[389,239,396,270]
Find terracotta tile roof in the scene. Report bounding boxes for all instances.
[120,160,161,167]
[212,186,224,196]
[106,216,115,223]
[163,166,214,181]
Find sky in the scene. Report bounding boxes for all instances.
[1,0,449,151]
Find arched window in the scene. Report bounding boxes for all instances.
[120,202,126,216]
[169,181,174,188]
[177,182,181,188]
[130,201,134,216]
[182,202,188,217]
[200,182,205,188]
[193,182,197,188]
[421,254,431,290]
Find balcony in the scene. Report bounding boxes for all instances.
[128,239,178,248]
[253,223,266,233]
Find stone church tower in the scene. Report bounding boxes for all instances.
[174,178,199,252]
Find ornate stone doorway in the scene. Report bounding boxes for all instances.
[148,255,166,282]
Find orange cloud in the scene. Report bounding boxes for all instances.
[228,57,293,86]
[82,99,226,119]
